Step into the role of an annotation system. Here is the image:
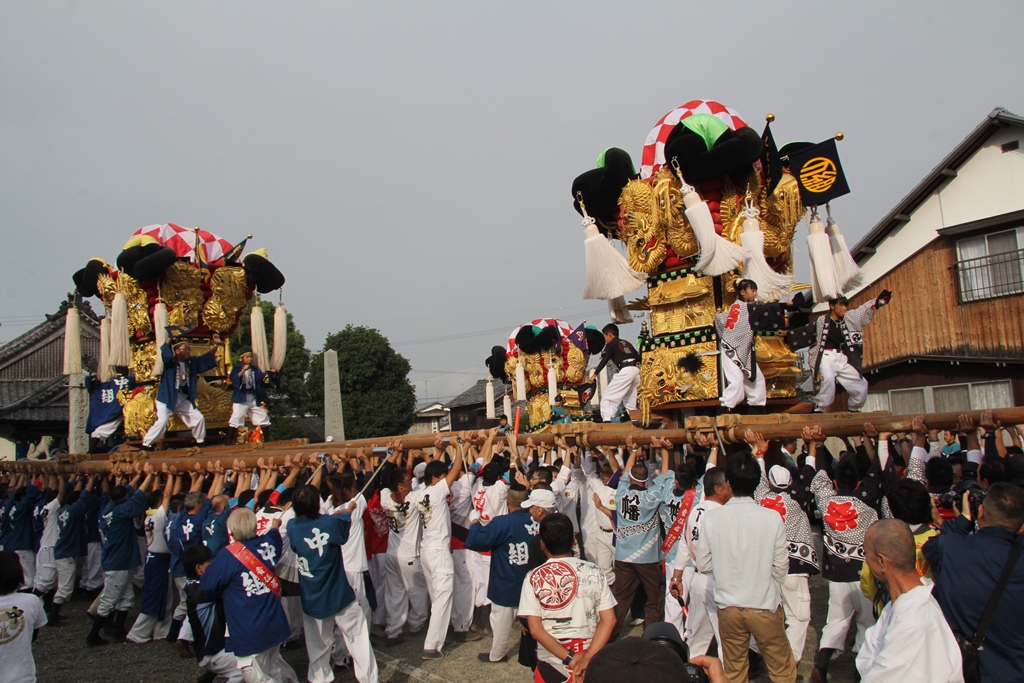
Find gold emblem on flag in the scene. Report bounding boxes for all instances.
[799,157,837,193]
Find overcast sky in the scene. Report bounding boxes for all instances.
[3,1,1023,404]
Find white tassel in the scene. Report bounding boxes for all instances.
[807,214,842,302]
[98,317,112,383]
[827,217,864,293]
[608,296,633,324]
[547,362,558,405]
[109,293,131,366]
[63,306,82,375]
[515,358,527,402]
[152,302,169,379]
[270,304,288,371]
[502,393,512,420]
[250,305,270,371]
[581,211,646,300]
[590,371,601,407]
[684,192,748,277]
[485,378,496,419]
[739,209,792,302]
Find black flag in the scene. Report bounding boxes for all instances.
[788,138,850,206]
[761,120,783,196]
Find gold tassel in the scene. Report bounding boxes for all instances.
[485,378,496,419]
[250,304,270,371]
[109,293,131,366]
[270,304,288,372]
[63,305,82,375]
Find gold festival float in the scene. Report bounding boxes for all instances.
[66,224,287,443]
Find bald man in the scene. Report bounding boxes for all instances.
[853,520,961,683]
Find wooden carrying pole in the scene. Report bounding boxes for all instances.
[8,407,1024,475]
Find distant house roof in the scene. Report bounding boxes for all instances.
[0,297,101,425]
[445,379,510,409]
[414,401,448,418]
[852,107,1024,262]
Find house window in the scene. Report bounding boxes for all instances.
[955,227,1024,302]
[882,380,1013,413]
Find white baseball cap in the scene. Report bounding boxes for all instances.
[768,465,793,489]
[413,462,427,479]
[521,488,557,509]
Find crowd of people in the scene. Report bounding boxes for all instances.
[1,411,1023,683]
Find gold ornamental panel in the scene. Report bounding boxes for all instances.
[638,341,719,424]
[203,266,249,333]
[118,273,152,336]
[526,393,552,429]
[648,279,716,336]
[760,173,802,266]
[651,168,699,260]
[120,380,234,438]
[131,341,157,382]
[620,179,667,273]
[564,345,587,385]
[164,262,204,331]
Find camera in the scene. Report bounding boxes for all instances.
[643,622,710,683]
[937,479,985,519]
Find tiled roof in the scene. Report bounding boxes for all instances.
[0,377,68,422]
[0,297,101,367]
[446,379,510,409]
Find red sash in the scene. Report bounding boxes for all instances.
[227,541,281,597]
[661,489,696,557]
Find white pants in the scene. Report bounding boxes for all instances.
[819,580,875,653]
[488,604,517,662]
[582,529,615,587]
[720,354,766,409]
[303,602,379,683]
[781,574,811,663]
[450,548,473,632]
[384,555,428,638]
[664,572,686,640]
[685,572,720,657]
[127,572,175,643]
[54,557,77,604]
[33,546,57,592]
[236,645,298,683]
[420,548,454,652]
[81,542,103,590]
[469,551,491,607]
[368,554,387,629]
[600,365,640,422]
[98,569,134,616]
[283,594,304,642]
[143,393,207,446]
[229,396,270,428]
[814,350,869,411]
[91,418,122,440]
[16,550,35,590]
[332,570,371,662]
[199,650,244,683]
[173,575,189,620]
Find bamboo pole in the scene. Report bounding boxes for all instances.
[5,408,1024,475]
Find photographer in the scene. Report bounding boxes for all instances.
[922,482,1024,682]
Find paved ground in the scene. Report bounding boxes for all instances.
[33,576,859,683]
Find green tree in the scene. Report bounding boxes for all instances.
[306,325,415,439]
[230,298,311,440]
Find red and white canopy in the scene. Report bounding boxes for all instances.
[640,100,748,180]
[133,223,234,264]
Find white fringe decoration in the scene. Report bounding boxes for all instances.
[515,358,527,402]
[826,216,864,293]
[608,296,633,324]
[547,361,558,405]
[485,378,496,419]
[502,393,512,420]
[63,306,82,375]
[590,371,601,407]
[581,208,646,300]
[270,304,288,371]
[98,317,112,382]
[250,305,270,371]
[678,175,747,277]
[152,302,169,379]
[109,293,131,366]
[807,213,842,302]
[738,194,792,302]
